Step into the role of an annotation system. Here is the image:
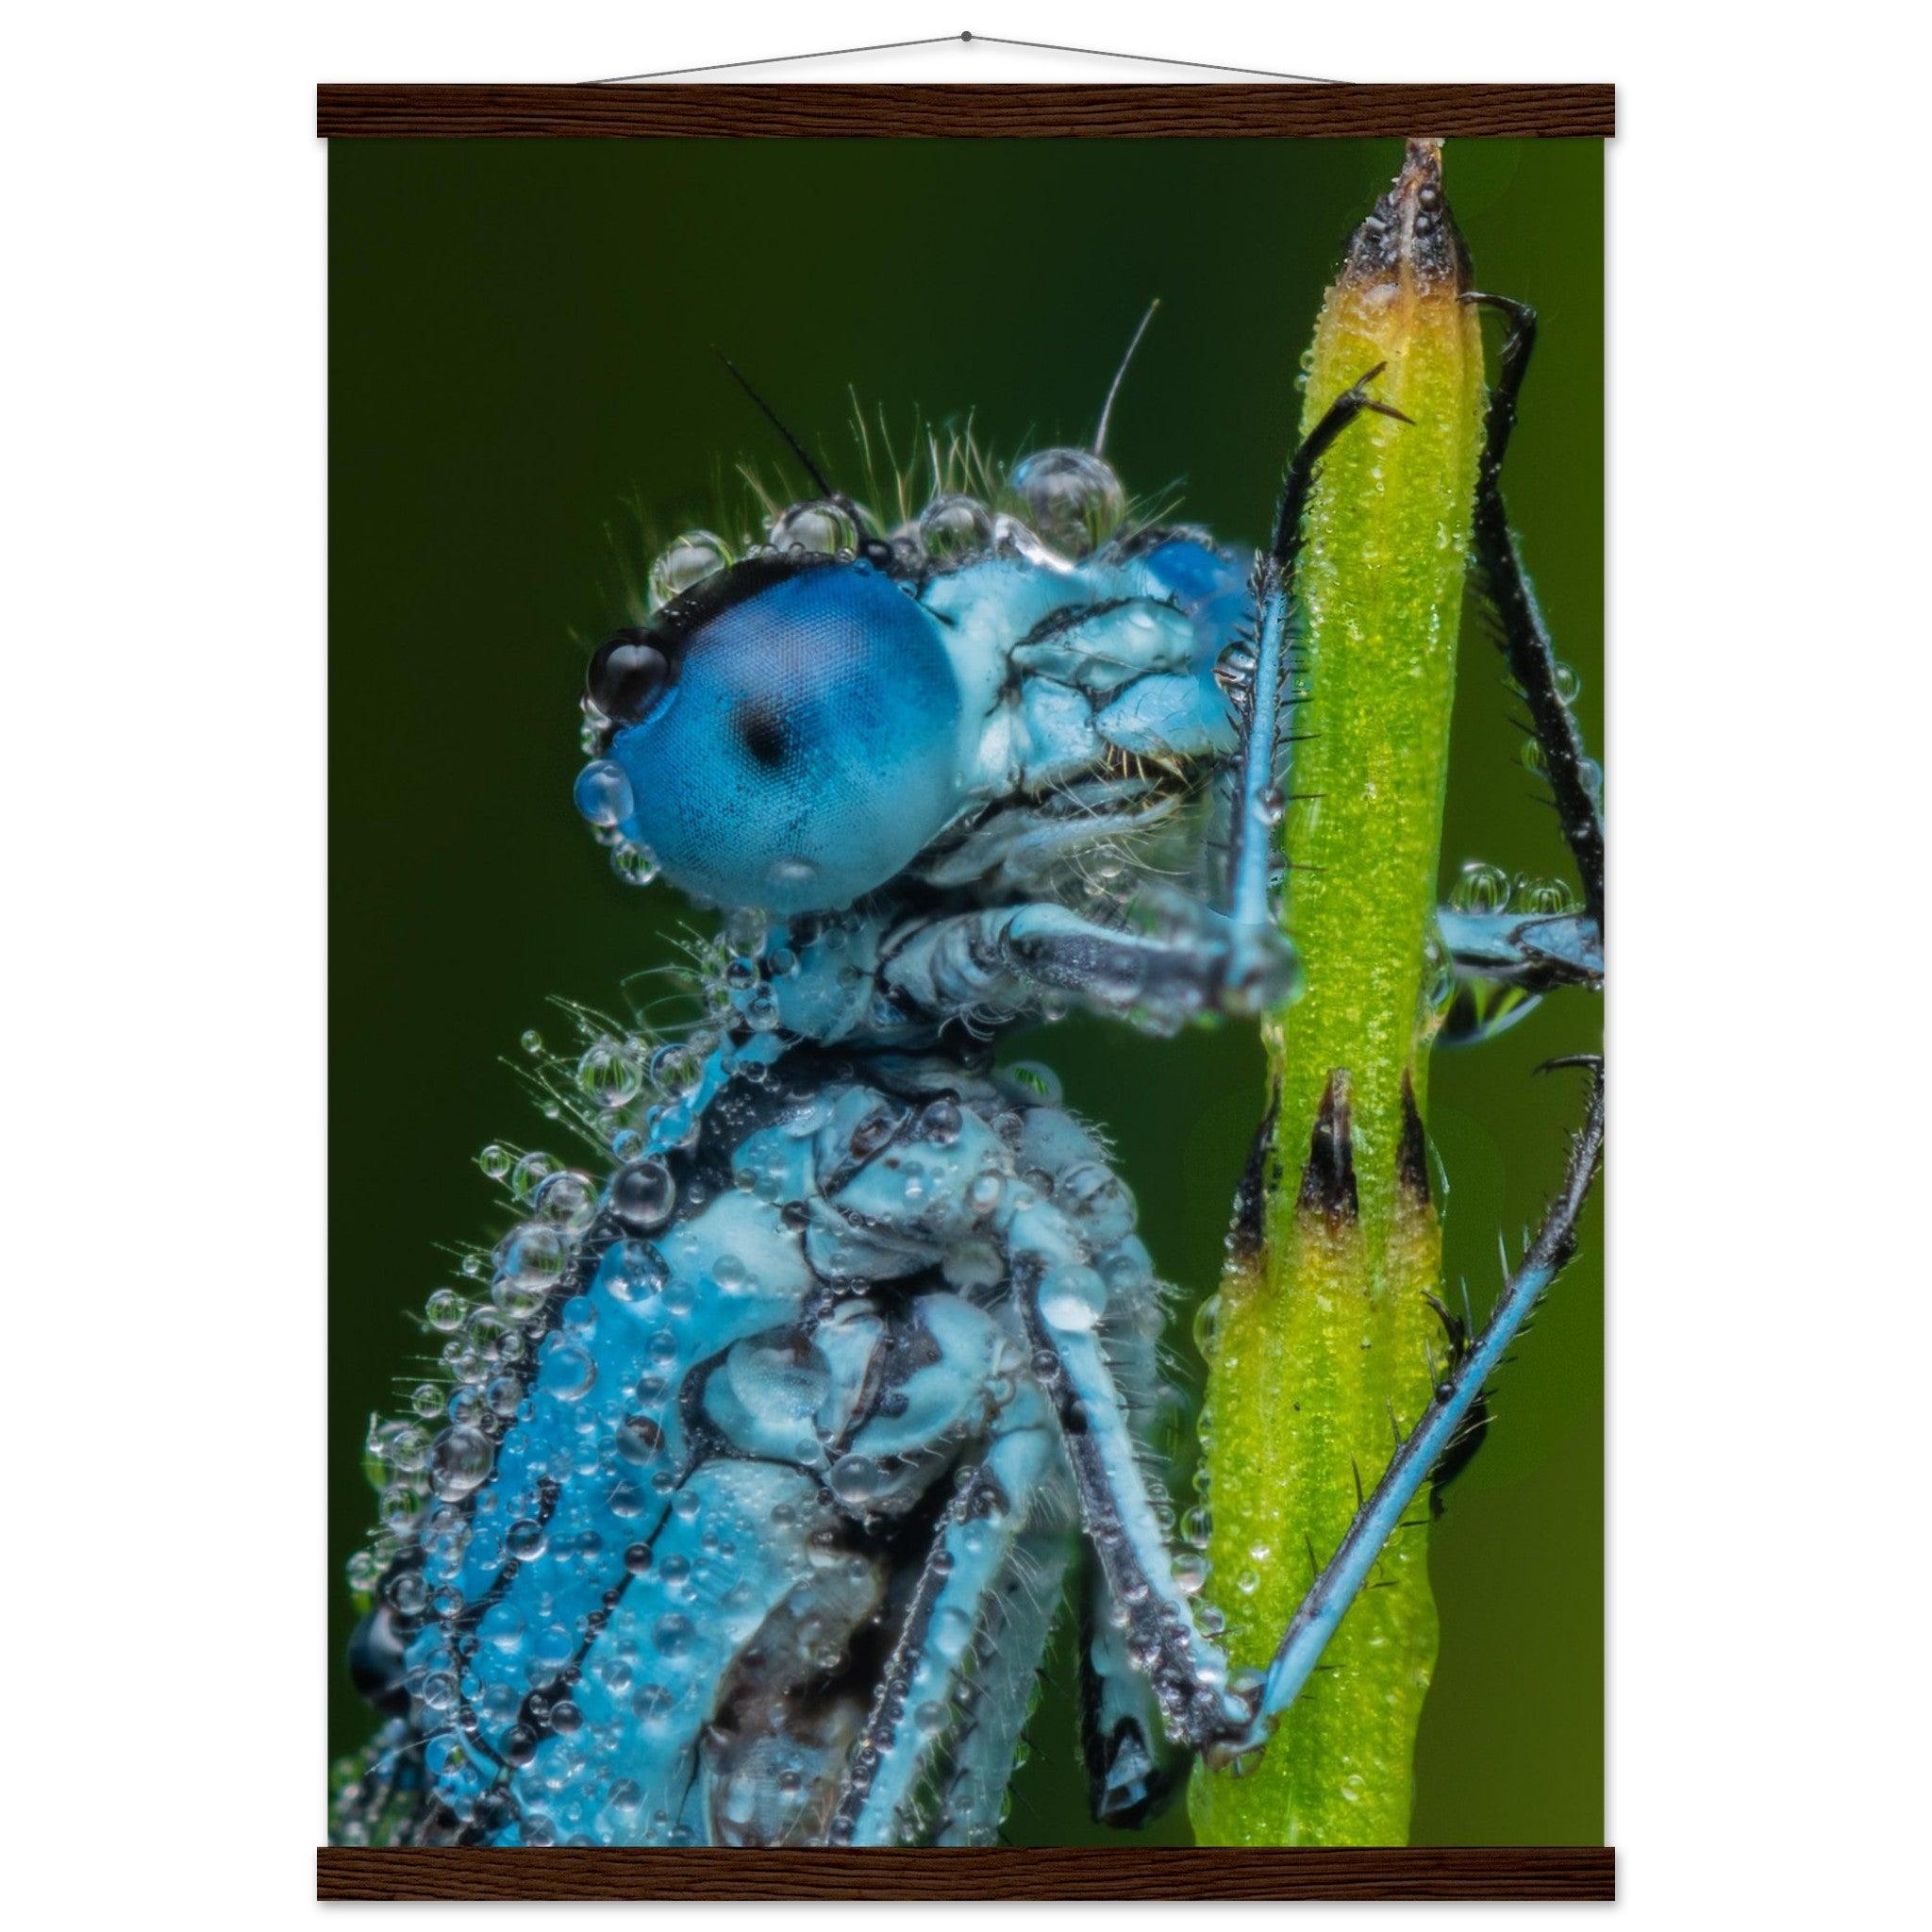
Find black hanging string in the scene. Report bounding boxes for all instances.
[582,30,1341,88]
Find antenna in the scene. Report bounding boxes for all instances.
[715,351,836,499]
[1093,299,1160,458]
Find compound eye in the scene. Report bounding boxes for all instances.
[587,558,962,914]
[588,628,671,726]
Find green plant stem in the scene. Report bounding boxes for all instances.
[1191,140,1484,1848]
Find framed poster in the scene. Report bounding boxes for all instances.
[320,79,1610,1901]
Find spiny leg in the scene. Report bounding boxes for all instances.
[1438,905,1602,991]
[1002,1100,1195,1826]
[825,1388,1058,1846]
[931,1529,1075,1846]
[791,1081,1249,1788]
[1079,1541,1187,1825]
[878,897,1303,1030]
[1250,1059,1605,1730]
[1002,1206,1253,1764]
[1225,366,1410,934]
[1462,291,1606,928]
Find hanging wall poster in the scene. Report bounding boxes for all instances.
[320,81,1611,1902]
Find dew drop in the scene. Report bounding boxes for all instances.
[428,1425,494,1500]
[1517,874,1576,916]
[918,492,994,562]
[611,1158,676,1233]
[1191,1292,1222,1361]
[648,530,732,609]
[768,501,858,557]
[576,1038,644,1109]
[1449,860,1510,915]
[573,758,634,829]
[425,1288,468,1333]
[1007,448,1124,556]
[828,1453,883,1509]
[1038,1265,1106,1333]
[610,841,661,889]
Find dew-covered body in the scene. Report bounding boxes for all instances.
[336,499,1296,1846]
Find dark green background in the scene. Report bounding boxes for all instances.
[329,137,1604,1844]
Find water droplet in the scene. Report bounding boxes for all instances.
[828,1453,883,1509]
[573,758,634,828]
[428,1424,494,1500]
[649,1042,698,1094]
[1191,1292,1222,1361]
[1517,874,1575,916]
[425,1288,468,1333]
[576,1038,644,1109]
[918,492,993,562]
[540,1341,596,1402]
[609,840,661,888]
[653,1615,699,1661]
[534,1169,596,1232]
[1450,860,1510,915]
[1005,1060,1063,1106]
[934,1606,974,1660]
[1039,1264,1106,1332]
[1007,448,1124,556]
[379,1482,425,1536]
[495,1222,566,1302]
[611,1158,676,1232]
[768,500,858,557]
[509,1151,556,1202]
[648,530,733,609]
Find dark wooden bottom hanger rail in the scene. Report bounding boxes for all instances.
[317,1843,1614,1901]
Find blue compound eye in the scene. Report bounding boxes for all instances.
[581,557,963,914]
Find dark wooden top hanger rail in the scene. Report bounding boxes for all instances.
[317,1843,1615,1902]
[315,82,1614,141]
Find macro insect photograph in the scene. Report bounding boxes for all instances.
[327,130,1605,1856]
